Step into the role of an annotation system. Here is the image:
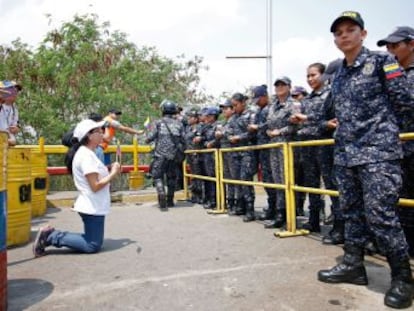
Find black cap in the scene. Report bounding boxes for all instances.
[273,76,292,86]
[330,11,364,33]
[377,26,414,46]
[109,108,122,115]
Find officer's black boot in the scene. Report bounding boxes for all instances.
[243,201,255,222]
[234,198,245,216]
[227,198,235,215]
[166,187,175,207]
[384,256,414,309]
[322,219,345,245]
[264,210,286,228]
[154,179,167,211]
[318,244,368,285]
[259,198,276,221]
[166,196,175,207]
[302,208,321,232]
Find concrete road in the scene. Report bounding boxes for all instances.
[7,197,402,311]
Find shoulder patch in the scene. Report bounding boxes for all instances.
[383,62,403,79]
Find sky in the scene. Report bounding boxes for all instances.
[0,0,413,100]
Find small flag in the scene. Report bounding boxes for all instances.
[383,62,403,80]
[143,116,151,130]
[116,139,122,165]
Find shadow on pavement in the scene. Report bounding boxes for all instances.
[102,238,137,252]
[7,278,54,311]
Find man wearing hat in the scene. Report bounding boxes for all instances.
[183,109,203,204]
[216,99,237,214]
[378,26,414,261]
[193,106,221,209]
[317,11,414,309]
[247,85,278,223]
[98,108,144,164]
[0,80,22,146]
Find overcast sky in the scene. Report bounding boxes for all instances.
[0,0,413,99]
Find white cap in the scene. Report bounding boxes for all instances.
[73,119,105,141]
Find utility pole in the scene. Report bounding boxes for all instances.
[226,0,273,92]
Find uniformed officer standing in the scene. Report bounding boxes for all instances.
[247,85,278,225]
[215,99,237,214]
[265,77,301,228]
[228,93,257,222]
[315,12,414,309]
[193,106,220,209]
[146,100,185,211]
[377,26,414,258]
[183,109,203,204]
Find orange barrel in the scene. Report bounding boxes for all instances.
[0,132,8,310]
[30,149,47,217]
[7,147,31,247]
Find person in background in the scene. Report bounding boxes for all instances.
[215,99,236,214]
[193,106,221,209]
[183,109,203,204]
[265,76,301,228]
[32,119,121,257]
[0,80,22,146]
[228,93,257,222]
[146,100,185,210]
[98,108,144,164]
[377,26,414,258]
[314,11,414,309]
[295,62,342,242]
[247,85,278,223]
[291,86,308,102]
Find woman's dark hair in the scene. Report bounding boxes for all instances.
[231,92,248,102]
[64,135,90,174]
[308,62,326,74]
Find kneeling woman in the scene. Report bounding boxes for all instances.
[32,119,120,257]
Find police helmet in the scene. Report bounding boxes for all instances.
[161,99,178,114]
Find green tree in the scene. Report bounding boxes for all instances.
[0,13,211,144]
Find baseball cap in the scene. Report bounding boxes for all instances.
[205,106,220,116]
[73,119,106,141]
[291,86,308,96]
[251,85,268,104]
[186,109,199,117]
[377,26,414,46]
[321,58,343,82]
[108,108,122,115]
[219,99,233,108]
[273,76,292,86]
[330,11,364,33]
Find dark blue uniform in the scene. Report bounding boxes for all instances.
[331,47,413,260]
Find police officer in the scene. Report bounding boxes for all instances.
[247,85,278,225]
[296,62,342,241]
[378,26,414,258]
[146,100,185,211]
[193,106,221,209]
[183,109,203,203]
[265,77,301,228]
[228,93,257,221]
[315,12,414,309]
[215,99,237,214]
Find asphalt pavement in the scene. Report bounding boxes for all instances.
[6,192,406,311]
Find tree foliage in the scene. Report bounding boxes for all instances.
[0,13,212,144]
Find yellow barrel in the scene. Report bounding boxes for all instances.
[30,149,48,217]
[129,170,145,190]
[7,147,31,247]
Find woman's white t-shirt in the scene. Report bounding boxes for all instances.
[72,146,110,215]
